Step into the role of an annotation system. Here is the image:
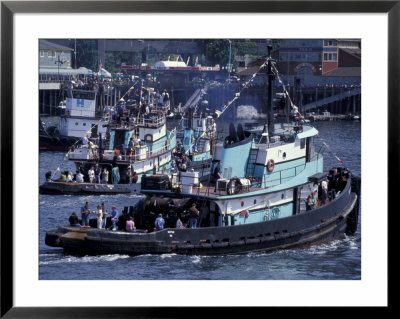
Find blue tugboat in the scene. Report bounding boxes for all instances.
[45,48,360,254]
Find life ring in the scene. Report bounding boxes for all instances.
[267,159,275,172]
[144,134,153,143]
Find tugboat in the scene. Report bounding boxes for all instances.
[45,48,360,255]
[39,80,110,151]
[39,101,177,195]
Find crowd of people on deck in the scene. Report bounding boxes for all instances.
[68,200,212,233]
[105,87,170,125]
[304,167,349,211]
[46,163,138,185]
[71,201,120,230]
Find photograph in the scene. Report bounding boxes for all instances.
[2,2,392,314]
[38,38,361,280]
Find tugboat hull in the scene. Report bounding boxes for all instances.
[39,181,141,195]
[45,179,358,255]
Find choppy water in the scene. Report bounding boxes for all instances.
[39,120,361,280]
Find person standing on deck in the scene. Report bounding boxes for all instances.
[321,177,329,205]
[188,203,200,229]
[154,214,165,231]
[109,205,119,231]
[80,202,91,226]
[76,170,84,183]
[101,202,108,229]
[94,164,101,184]
[213,162,223,192]
[102,168,109,184]
[88,167,95,183]
[93,205,104,229]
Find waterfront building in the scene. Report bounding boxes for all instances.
[275,39,361,86]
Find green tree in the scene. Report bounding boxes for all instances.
[196,39,259,70]
[75,39,98,71]
[196,39,235,68]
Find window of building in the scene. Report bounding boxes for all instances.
[297,68,313,76]
[47,51,53,58]
[324,40,338,47]
[323,53,337,61]
[40,50,44,57]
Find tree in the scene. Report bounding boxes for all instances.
[74,39,98,71]
[195,39,258,70]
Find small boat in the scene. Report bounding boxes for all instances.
[45,51,360,255]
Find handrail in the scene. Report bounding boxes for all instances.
[247,163,307,188]
[71,132,176,163]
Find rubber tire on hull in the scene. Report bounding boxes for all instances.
[346,175,361,235]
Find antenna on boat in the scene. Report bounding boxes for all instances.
[267,45,275,136]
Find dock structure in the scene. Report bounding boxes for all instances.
[301,87,361,114]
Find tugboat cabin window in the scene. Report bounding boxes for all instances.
[300,138,305,149]
[72,91,95,100]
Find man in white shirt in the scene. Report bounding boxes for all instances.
[76,171,84,183]
[88,167,95,183]
[321,177,328,205]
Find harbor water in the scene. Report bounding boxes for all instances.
[39,120,361,280]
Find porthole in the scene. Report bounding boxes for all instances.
[75,122,78,126]
[83,123,86,126]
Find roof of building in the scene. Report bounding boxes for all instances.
[39,66,92,75]
[323,67,361,77]
[340,48,361,59]
[39,39,73,51]
[154,61,187,68]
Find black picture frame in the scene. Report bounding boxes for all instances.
[1,1,394,317]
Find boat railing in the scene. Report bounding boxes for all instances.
[150,105,169,115]
[249,163,307,188]
[115,137,176,162]
[135,114,166,127]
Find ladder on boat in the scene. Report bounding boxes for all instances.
[246,148,259,178]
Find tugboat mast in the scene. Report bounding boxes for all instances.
[267,45,275,137]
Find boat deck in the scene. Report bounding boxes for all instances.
[181,181,262,198]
